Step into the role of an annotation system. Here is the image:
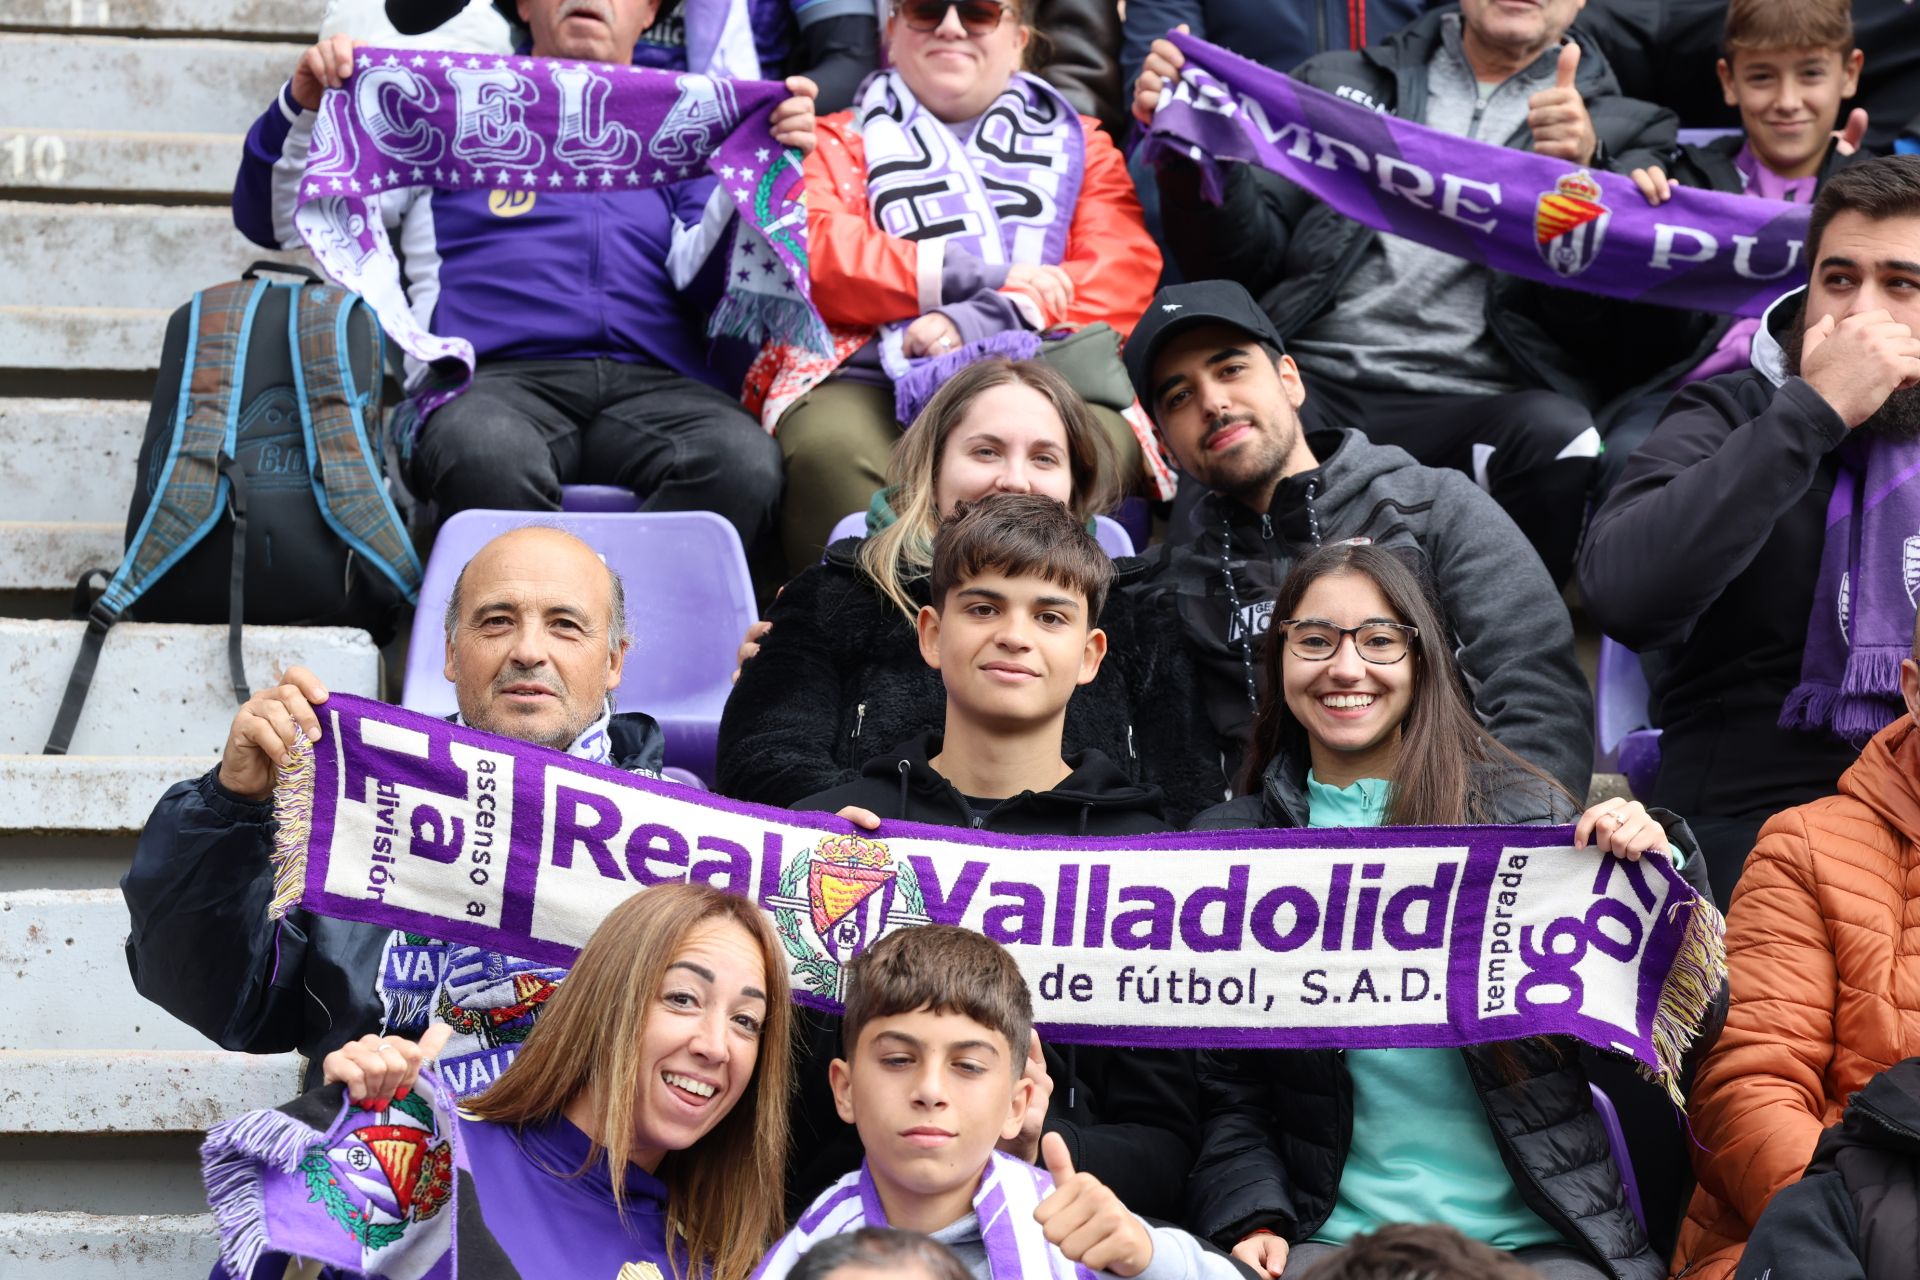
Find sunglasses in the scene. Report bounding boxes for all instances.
[895,0,1012,35]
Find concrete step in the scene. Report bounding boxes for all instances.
[0,33,303,135]
[0,758,214,834]
[0,519,121,593]
[0,1212,217,1280]
[0,400,143,524]
[0,305,167,374]
[0,202,305,312]
[0,621,380,754]
[1,889,220,1051]
[3,0,313,36]
[0,127,245,199]
[1,1049,303,1134]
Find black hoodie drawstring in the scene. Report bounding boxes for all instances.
[1221,480,1322,725]
[1077,803,1091,836]
[896,758,911,819]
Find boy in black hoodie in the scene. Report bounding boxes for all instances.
[782,493,1204,1229]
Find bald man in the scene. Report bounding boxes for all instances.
[122,527,663,1089]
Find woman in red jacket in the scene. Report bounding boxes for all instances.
[746,0,1163,575]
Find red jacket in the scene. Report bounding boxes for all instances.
[744,109,1161,430]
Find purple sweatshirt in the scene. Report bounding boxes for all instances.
[233,79,736,388]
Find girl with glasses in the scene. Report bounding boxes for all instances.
[1186,541,1712,1280]
[744,0,1162,578]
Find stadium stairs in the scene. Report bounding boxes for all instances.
[0,4,382,1274]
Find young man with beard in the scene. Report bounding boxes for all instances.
[1580,154,1920,907]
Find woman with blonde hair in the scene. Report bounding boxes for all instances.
[204,882,791,1280]
[718,357,1219,824]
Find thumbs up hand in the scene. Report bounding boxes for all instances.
[1528,41,1598,165]
[1033,1132,1155,1277]
[1834,108,1870,156]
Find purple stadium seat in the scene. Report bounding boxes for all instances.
[402,510,755,784]
[1115,496,1152,552]
[1677,127,1743,148]
[560,484,642,513]
[661,766,708,790]
[1590,1083,1648,1234]
[822,510,1135,559]
[1596,636,1663,801]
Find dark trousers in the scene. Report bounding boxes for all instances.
[1301,381,1600,586]
[409,358,784,553]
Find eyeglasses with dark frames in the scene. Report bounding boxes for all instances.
[1277,620,1419,665]
[894,0,1012,35]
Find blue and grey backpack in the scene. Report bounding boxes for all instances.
[44,263,422,754]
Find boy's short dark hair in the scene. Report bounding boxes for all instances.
[841,926,1034,1072]
[1807,154,1920,268]
[1723,0,1852,55]
[927,492,1114,624]
[790,1228,971,1280]
[1292,1224,1541,1280]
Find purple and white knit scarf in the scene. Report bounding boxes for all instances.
[293,47,827,415]
[754,1151,1096,1280]
[853,69,1084,421]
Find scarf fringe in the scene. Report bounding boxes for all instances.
[711,290,832,357]
[892,330,1043,424]
[202,1106,322,1279]
[1639,892,1729,1107]
[269,737,316,921]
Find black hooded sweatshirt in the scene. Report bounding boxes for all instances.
[783,733,1204,1223]
[1737,1057,1920,1280]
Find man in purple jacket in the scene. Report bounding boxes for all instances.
[234,1,816,553]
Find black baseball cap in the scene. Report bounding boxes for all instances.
[1123,280,1286,421]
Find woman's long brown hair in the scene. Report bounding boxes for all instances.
[1241,542,1569,824]
[465,884,793,1280]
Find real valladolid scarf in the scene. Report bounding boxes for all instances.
[272,695,1724,1101]
[294,47,828,415]
[1142,33,1809,318]
[856,69,1085,422]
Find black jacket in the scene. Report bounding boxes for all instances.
[1578,293,1861,828]
[718,538,1222,824]
[1123,427,1594,801]
[1157,6,1683,412]
[121,712,665,1083]
[1182,750,1673,1280]
[1737,1058,1920,1280]
[784,735,1204,1222]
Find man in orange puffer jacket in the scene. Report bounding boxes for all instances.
[1673,610,1920,1277]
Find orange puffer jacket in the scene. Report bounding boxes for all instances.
[1670,716,1920,1278]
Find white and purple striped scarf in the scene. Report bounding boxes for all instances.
[854,68,1084,422]
[754,1151,1096,1280]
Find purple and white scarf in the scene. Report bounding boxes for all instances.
[1781,432,1920,743]
[854,69,1084,421]
[294,47,826,415]
[1142,33,1810,318]
[754,1151,1095,1280]
[269,695,1725,1100]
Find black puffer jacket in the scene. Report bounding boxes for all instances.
[718,538,1222,823]
[784,735,1203,1222]
[122,712,664,1085]
[1737,1057,1920,1280]
[1157,6,1682,411]
[1182,750,1703,1280]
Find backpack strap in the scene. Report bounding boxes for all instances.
[43,280,264,754]
[290,285,422,600]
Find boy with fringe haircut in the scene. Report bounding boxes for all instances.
[755,926,1243,1280]
[781,494,1208,1234]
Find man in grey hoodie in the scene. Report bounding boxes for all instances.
[1120,279,1593,805]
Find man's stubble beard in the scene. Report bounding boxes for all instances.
[1784,306,1920,441]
